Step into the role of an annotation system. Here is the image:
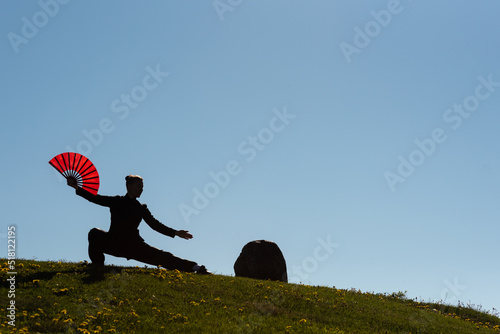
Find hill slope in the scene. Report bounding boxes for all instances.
[1,260,499,333]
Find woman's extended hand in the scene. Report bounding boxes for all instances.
[67,177,78,189]
[175,230,193,240]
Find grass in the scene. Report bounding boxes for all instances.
[1,259,499,333]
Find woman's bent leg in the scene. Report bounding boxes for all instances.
[88,228,107,266]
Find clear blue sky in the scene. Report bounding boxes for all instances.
[2,1,499,314]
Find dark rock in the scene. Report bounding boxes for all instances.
[234,240,287,282]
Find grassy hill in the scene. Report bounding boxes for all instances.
[1,260,499,333]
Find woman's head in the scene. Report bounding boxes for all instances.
[125,175,144,198]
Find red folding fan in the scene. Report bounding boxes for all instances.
[49,152,100,195]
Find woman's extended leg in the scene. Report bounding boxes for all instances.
[130,242,197,272]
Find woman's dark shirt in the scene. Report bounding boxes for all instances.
[76,188,176,241]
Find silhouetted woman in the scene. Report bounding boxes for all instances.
[68,175,211,274]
